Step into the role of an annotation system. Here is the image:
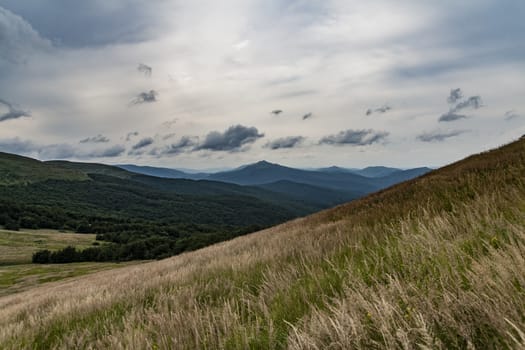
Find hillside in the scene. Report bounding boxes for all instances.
[0,138,524,349]
[0,152,88,184]
[0,153,330,261]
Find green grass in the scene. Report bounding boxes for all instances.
[0,228,98,265]
[0,228,135,297]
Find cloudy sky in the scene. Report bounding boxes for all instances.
[0,0,524,170]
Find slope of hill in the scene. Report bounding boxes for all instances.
[0,153,329,260]
[0,152,88,184]
[1,138,524,349]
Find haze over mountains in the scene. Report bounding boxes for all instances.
[118,161,431,196]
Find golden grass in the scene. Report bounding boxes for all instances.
[0,138,524,349]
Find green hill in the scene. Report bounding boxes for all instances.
[0,152,88,184]
[0,138,523,349]
[0,153,324,261]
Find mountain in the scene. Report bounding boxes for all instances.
[349,166,401,178]
[207,160,378,194]
[2,138,524,348]
[117,161,432,195]
[207,160,431,194]
[116,164,205,180]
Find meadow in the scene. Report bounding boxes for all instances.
[0,138,524,349]
[0,229,137,297]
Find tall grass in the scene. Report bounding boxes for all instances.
[0,139,524,349]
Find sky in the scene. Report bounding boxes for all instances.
[0,0,524,170]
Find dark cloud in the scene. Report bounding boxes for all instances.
[439,89,483,122]
[161,136,198,155]
[0,98,30,122]
[137,63,152,77]
[0,1,166,47]
[264,136,304,150]
[447,88,463,104]
[453,95,482,112]
[504,110,521,121]
[196,125,264,152]
[162,133,176,140]
[132,137,154,150]
[365,105,391,116]
[79,134,109,143]
[417,130,466,142]
[319,129,389,146]
[125,131,139,141]
[88,145,126,158]
[439,112,467,122]
[0,6,51,64]
[130,90,157,105]
[302,112,313,120]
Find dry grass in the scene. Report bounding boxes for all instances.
[0,139,524,349]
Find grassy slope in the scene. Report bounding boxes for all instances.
[1,139,525,349]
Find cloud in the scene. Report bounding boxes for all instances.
[125,131,139,141]
[0,6,51,64]
[276,90,318,99]
[302,112,313,120]
[438,89,483,122]
[319,129,389,146]
[417,130,466,142]
[452,95,482,112]
[0,99,30,122]
[447,88,463,104]
[137,63,152,77]
[366,105,391,116]
[264,136,305,150]
[504,110,521,121]
[87,145,126,158]
[265,76,302,86]
[161,119,178,128]
[132,137,154,150]
[0,137,125,159]
[130,90,158,105]
[271,110,283,115]
[0,137,35,154]
[438,112,467,122]
[196,125,264,152]
[79,134,109,143]
[162,133,176,140]
[160,136,198,155]
[0,2,170,48]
